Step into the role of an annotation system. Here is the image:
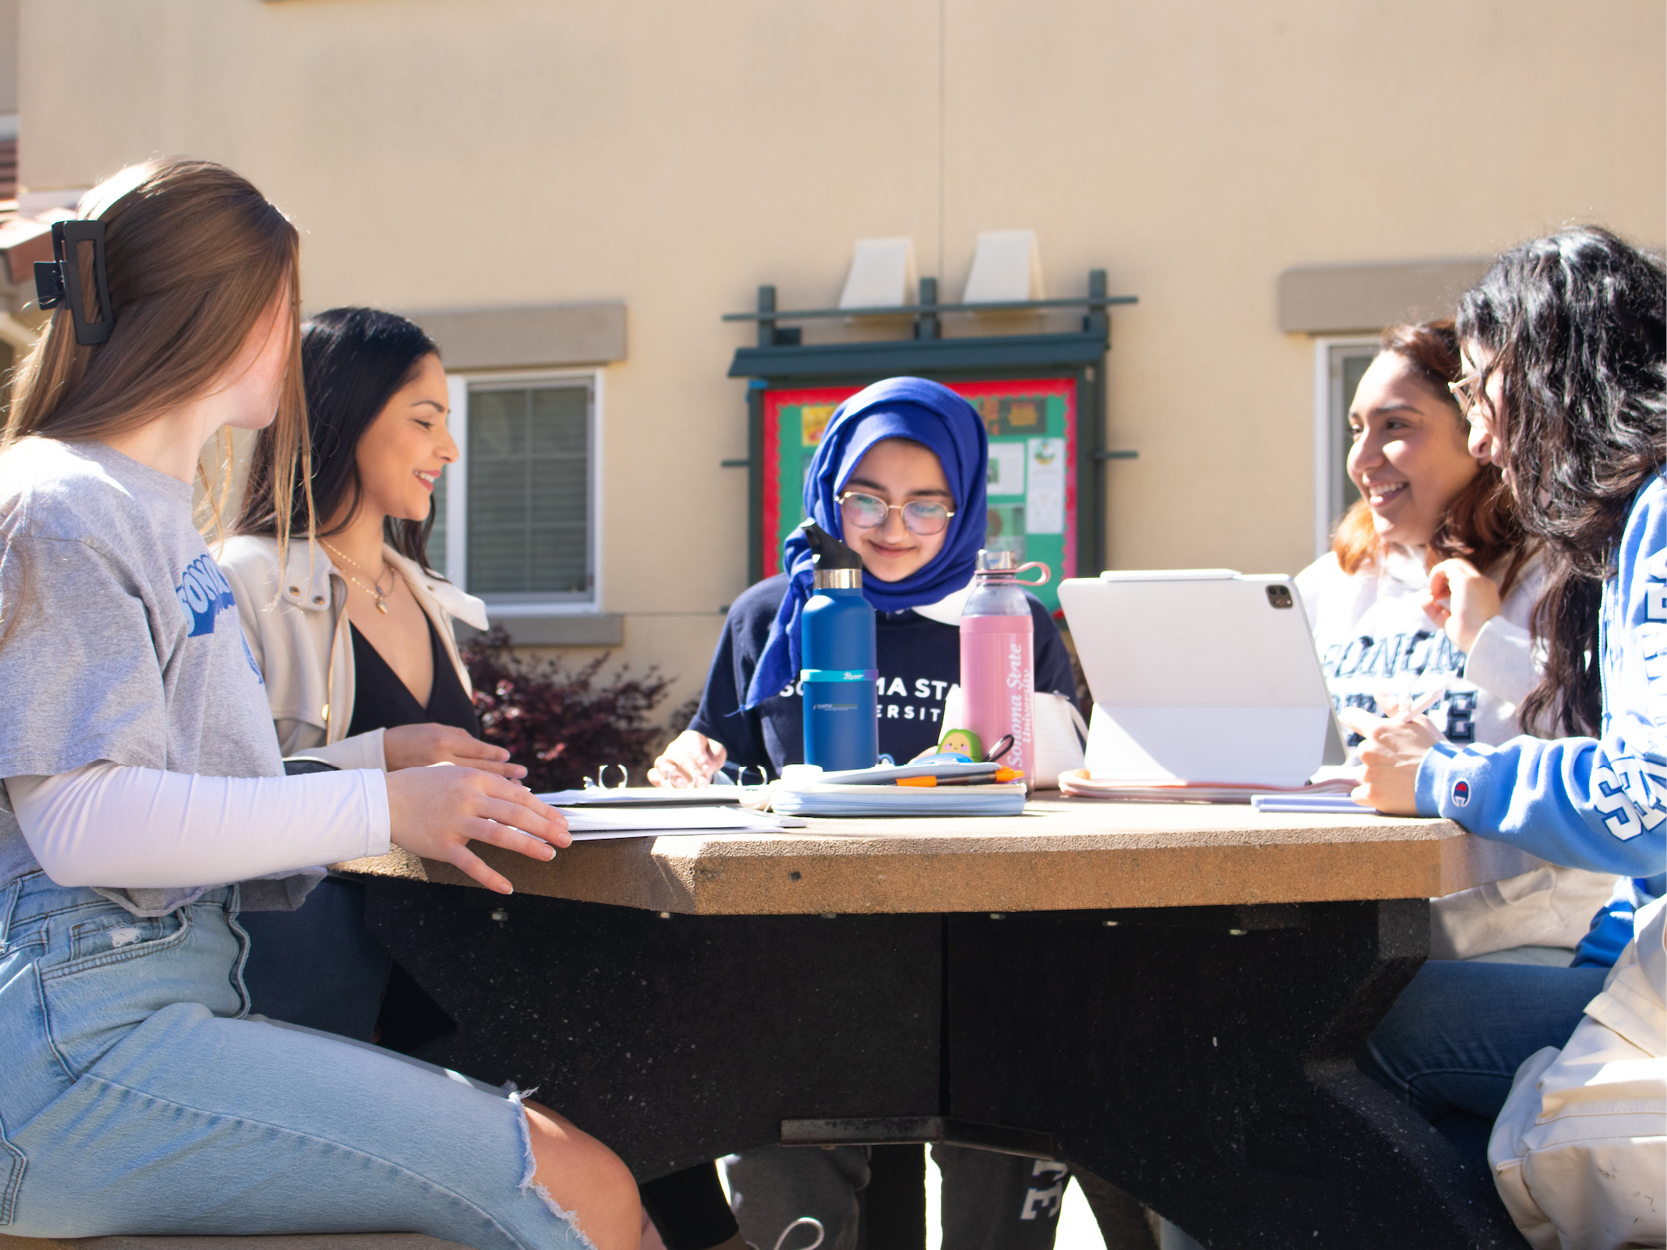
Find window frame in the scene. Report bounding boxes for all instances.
[441,366,606,615]
[1311,335,1381,558]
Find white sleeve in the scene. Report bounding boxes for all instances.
[1463,616,1538,708]
[4,762,391,889]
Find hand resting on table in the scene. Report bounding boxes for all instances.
[383,722,526,779]
[385,764,568,894]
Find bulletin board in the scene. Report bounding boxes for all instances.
[760,377,1077,613]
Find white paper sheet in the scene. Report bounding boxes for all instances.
[557,806,805,839]
[1026,437,1065,534]
[987,442,1027,498]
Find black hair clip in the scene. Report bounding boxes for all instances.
[35,220,114,346]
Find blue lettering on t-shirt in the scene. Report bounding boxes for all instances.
[175,553,237,638]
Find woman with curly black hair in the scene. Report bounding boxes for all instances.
[1346,227,1664,1237]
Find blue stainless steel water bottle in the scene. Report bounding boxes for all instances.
[799,522,879,771]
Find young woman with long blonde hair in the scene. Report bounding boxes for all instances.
[0,159,637,1247]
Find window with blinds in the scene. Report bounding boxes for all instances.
[452,378,593,603]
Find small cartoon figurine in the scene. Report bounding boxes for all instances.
[937,728,983,761]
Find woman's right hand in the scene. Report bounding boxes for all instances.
[1422,558,1503,653]
[384,764,569,894]
[383,722,526,779]
[648,730,727,788]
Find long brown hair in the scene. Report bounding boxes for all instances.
[1331,320,1533,597]
[4,159,309,550]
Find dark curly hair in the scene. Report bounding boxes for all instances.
[1457,226,1666,736]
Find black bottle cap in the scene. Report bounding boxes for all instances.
[800,520,864,571]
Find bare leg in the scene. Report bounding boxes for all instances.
[523,1099,643,1250]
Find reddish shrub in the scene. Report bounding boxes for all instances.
[461,625,674,792]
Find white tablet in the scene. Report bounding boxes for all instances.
[1057,570,1347,787]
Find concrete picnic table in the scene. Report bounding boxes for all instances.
[340,798,1537,1249]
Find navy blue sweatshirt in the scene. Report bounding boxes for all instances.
[689,573,1078,775]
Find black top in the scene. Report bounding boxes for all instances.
[347,614,480,739]
[688,573,1079,775]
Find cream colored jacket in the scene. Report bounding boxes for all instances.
[218,535,489,772]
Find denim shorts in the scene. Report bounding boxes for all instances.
[0,871,592,1248]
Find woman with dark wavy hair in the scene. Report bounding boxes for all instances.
[1346,228,1665,1221]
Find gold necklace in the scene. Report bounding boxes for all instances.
[322,540,394,615]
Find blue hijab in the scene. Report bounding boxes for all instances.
[743,376,988,708]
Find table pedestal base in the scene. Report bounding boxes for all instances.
[362,882,1522,1249]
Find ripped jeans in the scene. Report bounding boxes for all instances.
[0,871,590,1249]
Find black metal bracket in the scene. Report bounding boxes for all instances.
[781,1116,1057,1160]
[1097,903,1313,934]
[724,292,1138,324]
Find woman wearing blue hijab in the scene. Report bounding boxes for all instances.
[649,377,1080,1250]
[653,376,1076,786]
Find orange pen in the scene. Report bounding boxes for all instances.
[897,768,1023,787]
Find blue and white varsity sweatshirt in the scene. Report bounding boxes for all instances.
[1416,470,1667,965]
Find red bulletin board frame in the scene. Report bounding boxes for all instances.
[760,377,1078,591]
[761,385,857,579]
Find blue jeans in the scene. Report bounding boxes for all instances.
[1357,959,1608,1172]
[0,871,589,1247]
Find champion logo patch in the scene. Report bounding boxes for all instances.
[1452,780,1471,807]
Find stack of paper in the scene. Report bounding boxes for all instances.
[542,802,806,841]
[1251,793,1377,815]
[541,785,764,808]
[768,779,1028,818]
[1058,770,1359,805]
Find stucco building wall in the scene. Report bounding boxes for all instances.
[17,0,1665,713]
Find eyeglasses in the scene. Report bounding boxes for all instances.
[836,491,956,536]
[1448,371,1483,413]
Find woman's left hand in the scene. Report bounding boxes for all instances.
[1337,706,1444,815]
[384,722,527,779]
[1423,558,1502,653]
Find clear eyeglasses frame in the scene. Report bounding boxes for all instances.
[1447,371,1483,415]
[836,490,956,536]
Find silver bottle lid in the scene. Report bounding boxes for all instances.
[814,567,863,589]
[976,549,1018,572]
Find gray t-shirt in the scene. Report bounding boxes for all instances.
[0,438,309,915]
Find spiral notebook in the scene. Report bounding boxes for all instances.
[537,791,805,838]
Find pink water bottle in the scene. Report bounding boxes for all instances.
[960,550,1050,786]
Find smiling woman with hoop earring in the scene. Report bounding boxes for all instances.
[219,308,527,1047]
[223,307,516,782]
